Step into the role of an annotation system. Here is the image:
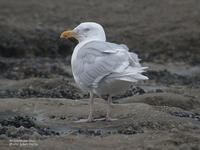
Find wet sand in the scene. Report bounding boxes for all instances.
[0,93,200,150]
[0,59,200,150]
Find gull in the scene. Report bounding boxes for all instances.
[60,22,148,122]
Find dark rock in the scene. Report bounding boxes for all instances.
[144,70,200,87]
[0,58,71,80]
[0,116,35,128]
[113,86,146,100]
[155,89,164,93]
[170,111,200,122]
[0,116,60,139]
[118,124,144,135]
[77,129,103,136]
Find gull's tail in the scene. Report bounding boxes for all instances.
[108,66,148,82]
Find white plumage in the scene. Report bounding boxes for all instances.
[60,22,148,122]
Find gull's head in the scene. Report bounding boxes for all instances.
[60,22,106,43]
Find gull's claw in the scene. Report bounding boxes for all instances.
[105,117,118,121]
[74,117,118,123]
[74,118,95,123]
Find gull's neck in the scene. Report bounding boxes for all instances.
[75,36,106,51]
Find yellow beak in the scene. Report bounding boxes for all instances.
[60,30,75,39]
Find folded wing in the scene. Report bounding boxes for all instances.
[72,41,148,91]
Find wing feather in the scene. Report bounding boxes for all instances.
[72,41,129,90]
[72,41,147,91]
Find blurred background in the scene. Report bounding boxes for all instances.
[0,0,200,62]
[0,0,200,149]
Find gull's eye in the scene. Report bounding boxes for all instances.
[84,28,90,32]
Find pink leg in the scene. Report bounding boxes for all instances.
[106,95,117,121]
[87,92,94,122]
[75,92,94,123]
